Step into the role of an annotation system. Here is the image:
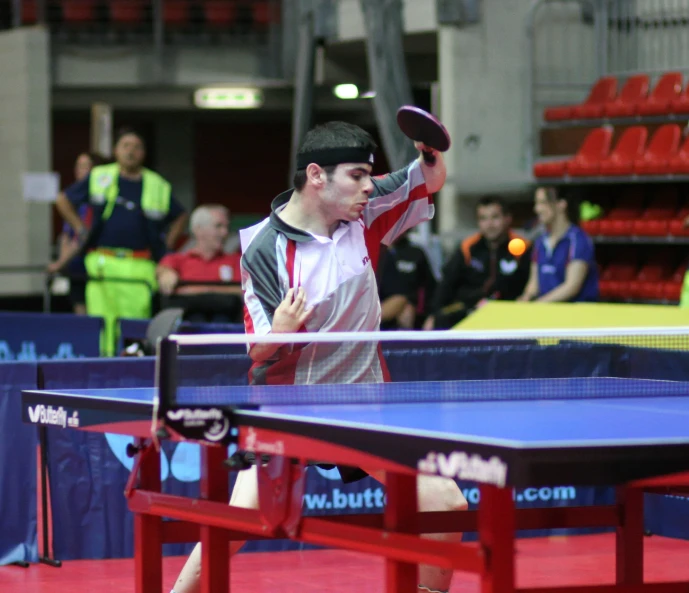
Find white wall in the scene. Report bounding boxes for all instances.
[435,0,601,242]
[335,0,437,41]
[0,27,52,295]
[437,0,533,242]
[52,45,272,87]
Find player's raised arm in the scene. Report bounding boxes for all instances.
[415,141,446,194]
[364,159,435,247]
[397,105,450,195]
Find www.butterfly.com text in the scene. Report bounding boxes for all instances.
[302,486,577,511]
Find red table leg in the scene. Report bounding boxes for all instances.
[200,445,230,593]
[616,486,644,585]
[134,440,162,593]
[478,485,515,593]
[384,472,418,593]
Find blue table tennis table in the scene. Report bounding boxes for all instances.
[22,376,689,593]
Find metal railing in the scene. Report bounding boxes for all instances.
[0,265,54,313]
[0,265,155,313]
[525,0,689,168]
[0,264,242,314]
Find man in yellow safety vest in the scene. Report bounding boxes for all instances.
[55,127,188,355]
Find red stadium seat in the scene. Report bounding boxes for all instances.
[668,134,689,175]
[598,213,642,236]
[669,207,689,237]
[632,219,669,237]
[599,263,637,299]
[202,1,238,26]
[670,82,689,115]
[252,1,273,27]
[62,0,97,22]
[632,189,678,237]
[663,281,683,302]
[633,124,682,176]
[533,127,613,178]
[532,158,567,178]
[636,72,683,116]
[580,219,601,235]
[163,0,190,25]
[22,0,37,23]
[598,191,644,236]
[598,126,648,176]
[109,0,146,24]
[630,263,673,300]
[603,74,649,118]
[567,126,615,176]
[663,264,687,302]
[543,77,617,122]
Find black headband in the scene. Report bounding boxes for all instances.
[296,147,374,170]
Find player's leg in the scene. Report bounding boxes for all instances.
[415,474,467,592]
[368,469,468,593]
[171,464,259,593]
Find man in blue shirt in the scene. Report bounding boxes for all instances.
[518,186,599,303]
[55,127,187,354]
[47,151,104,314]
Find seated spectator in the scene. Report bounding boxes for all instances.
[518,186,599,303]
[425,195,531,330]
[378,232,437,329]
[157,204,243,323]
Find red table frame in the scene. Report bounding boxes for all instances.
[123,428,689,593]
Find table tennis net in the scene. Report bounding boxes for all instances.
[157,327,689,408]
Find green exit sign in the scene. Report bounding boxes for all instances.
[194,87,263,109]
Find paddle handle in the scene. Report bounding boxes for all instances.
[422,150,436,166]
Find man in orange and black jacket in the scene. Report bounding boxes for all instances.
[424,195,531,330]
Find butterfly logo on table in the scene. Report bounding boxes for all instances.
[105,433,212,482]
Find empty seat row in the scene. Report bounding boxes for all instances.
[533,124,689,178]
[582,202,689,238]
[20,1,274,27]
[599,261,686,302]
[544,72,689,122]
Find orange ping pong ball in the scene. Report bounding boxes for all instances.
[508,238,526,257]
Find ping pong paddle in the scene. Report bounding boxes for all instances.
[396,105,451,166]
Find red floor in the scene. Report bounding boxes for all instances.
[2,534,689,593]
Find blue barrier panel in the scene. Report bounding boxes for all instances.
[119,319,245,343]
[117,318,148,346]
[178,322,245,334]
[0,312,102,360]
[645,493,689,539]
[39,356,303,560]
[0,362,38,565]
[40,359,154,560]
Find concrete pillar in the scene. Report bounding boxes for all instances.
[0,27,52,295]
[437,0,540,247]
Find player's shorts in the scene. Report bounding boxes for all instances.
[238,452,369,484]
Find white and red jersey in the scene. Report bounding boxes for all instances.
[239,160,433,385]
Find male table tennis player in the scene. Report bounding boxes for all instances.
[172,121,468,593]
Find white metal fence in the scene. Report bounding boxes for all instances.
[526,0,689,165]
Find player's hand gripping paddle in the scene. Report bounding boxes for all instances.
[396,106,451,166]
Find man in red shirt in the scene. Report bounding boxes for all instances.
[156,204,243,322]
